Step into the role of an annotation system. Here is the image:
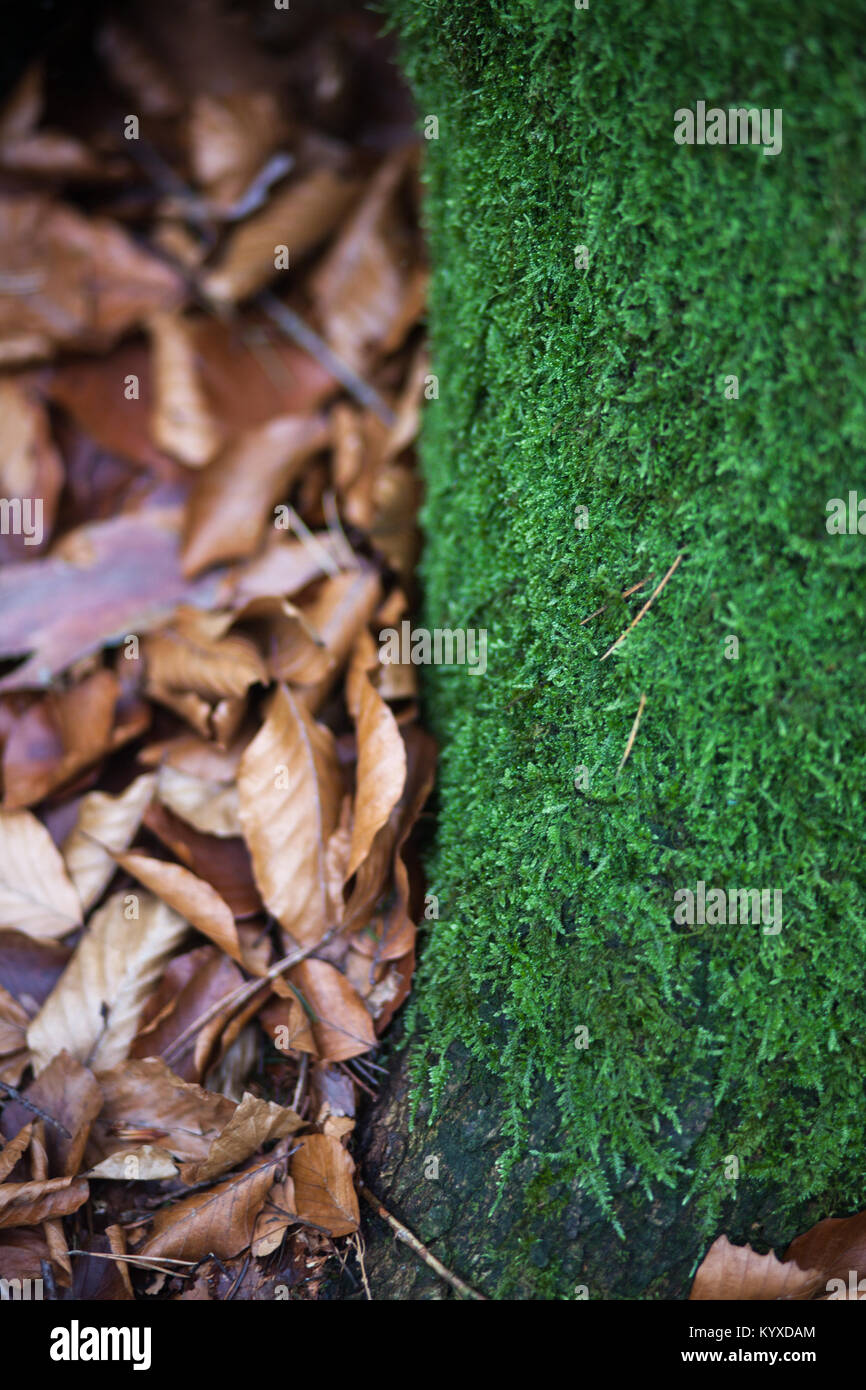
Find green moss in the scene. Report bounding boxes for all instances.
[384,0,866,1235]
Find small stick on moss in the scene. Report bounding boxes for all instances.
[599,552,684,661]
[618,692,647,770]
[358,1182,487,1300]
[580,574,654,626]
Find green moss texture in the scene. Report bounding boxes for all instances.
[385,0,866,1234]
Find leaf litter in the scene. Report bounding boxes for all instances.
[0,0,432,1301]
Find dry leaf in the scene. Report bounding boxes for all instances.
[202,169,361,303]
[346,670,406,879]
[0,508,227,692]
[690,1235,824,1301]
[0,195,182,364]
[291,1133,358,1236]
[87,1057,234,1167]
[62,773,157,913]
[27,890,188,1073]
[288,958,376,1062]
[114,851,243,964]
[147,312,223,467]
[156,764,241,838]
[179,1091,302,1184]
[0,809,82,939]
[238,685,342,947]
[138,1153,281,1262]
[181,414,330,577]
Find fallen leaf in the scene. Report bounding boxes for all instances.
[114,850,244,964]
[202,169,361,303]
[346,669,406,879]
[179,1091,302,1184]
[87,1057,234,1167]
[181,414,330,577]
[0,508,228,691]
[62,773,157,913]
[0,195,182,364]
[27,890,189,1073]
[0,1174,89,1228]
[155,763,241,838]
[288,958,376,1062]
[690,1235,823,1301]
[291,1133,358,1236]
[138,1153,281,1262]
[0,809,82,939]
[238,686,342,947]
[147,311,223,467]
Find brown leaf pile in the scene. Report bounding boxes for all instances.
[0,0,430,1301]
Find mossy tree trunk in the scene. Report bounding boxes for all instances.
[350,0,866,1298]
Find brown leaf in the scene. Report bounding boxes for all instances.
[115,850,243,964]
[181,414,330,577]
[27,890,188,1073]
[291,1133,358,1236]
[238,686,342,947]
[138,1153,281,1262]
[0,1174,89,1228]
[288,958,376,1062]
[62,773,157,914]
[142,799,261,918]
[689,1235,823,1301]
[0,809,82,939]
[293,568,383,712]
[786,1211,866,1299]
[179,1091,302,1185]
[0,379,62,561]
[87,1145,178,1181]
[143,608,266,703]
[129,945,245,1083]
[252,1174,296,1256]
[87,1057,234,1168]
[147,312,223,467]
[2,669,125,809]
[346,670,406,879]
[202,170,362,303]
[0,1052,102,1177]
[0,195,182,364]
[155,763,241,838]
[0,1123,33,1181]
[309,153,412,371]
[0,508,229,692]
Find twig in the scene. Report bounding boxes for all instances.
[618,692,647,770]
[358,1182,487,1301]
[257,293,396,428]
[67,1250,195,1277]
[599,552,684,661]
[280,502,341,577]
[291,1053,309,1114]
[323,489,360,569]
[0,1081,71,1138]
[580,574,654,626]
[162,924,344,1067]
[40,1258,57,1301]
[353,1231,372,1301]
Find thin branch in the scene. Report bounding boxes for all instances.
[618,692,647,771]
[599,552,684,661]
[0,1081,71,1138]
[258,293,396,428]
[358,1182,487,1301]
[580,573,654,626]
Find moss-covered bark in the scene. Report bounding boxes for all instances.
[366,0,866,1296]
